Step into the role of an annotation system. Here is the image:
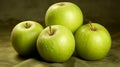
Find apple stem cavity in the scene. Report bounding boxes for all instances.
[89,21,97,31]
[25,23,31,29]
[49,25,54,36]
[57,2,65,6]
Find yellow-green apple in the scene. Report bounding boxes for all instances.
[37,25,75,62]
[45,2,83,33]
[11,21,43,56]
[75,22,111,60]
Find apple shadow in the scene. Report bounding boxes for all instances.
[15,51,45,62]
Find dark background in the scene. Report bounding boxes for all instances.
[0,0,120,67]
[0,0,120,33]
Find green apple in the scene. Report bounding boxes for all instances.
[75,22,111,60]
[37,25,75,62]
[45,2,83,33]
[11,21,43,56]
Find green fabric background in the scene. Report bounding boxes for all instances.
[0,0,120,67]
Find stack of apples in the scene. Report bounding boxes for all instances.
[11,2,111,62]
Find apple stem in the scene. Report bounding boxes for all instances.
[25,23,31,29]
[49,25,54,36]
[89,21,97,31]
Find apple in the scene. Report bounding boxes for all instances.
[37,25,75,62]
[45,2,83,33]
[11,21,43,56]
[74,21,111,60]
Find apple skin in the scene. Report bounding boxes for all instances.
[45,2,83,33]
[75,23,111,60]
[11,21,43,56]
[37,25,75,62]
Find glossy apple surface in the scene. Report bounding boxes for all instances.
[37,25,75,62]
[45,2,83,33]
[11,21,43,56]
[75,22,111,60]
